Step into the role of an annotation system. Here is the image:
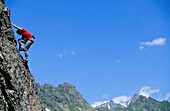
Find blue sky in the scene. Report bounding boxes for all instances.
[6,0,170,105]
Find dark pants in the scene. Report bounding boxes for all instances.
[18,39,34,61]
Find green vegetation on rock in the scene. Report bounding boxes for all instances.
[114,95,170,111]
[37,82,96,111]
[95,107,112,111]
[37,83,170,111]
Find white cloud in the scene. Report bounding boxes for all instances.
[112,96,131,107]
[91,101,103,108]
[79,47,85,50]
[157,95,164,101]
[140,37,166,46]
[139,46,144,50]
[116,60,120,63]
[71,51,75,55]
[139,86,159,98]
[102,94,107,99]
[56,49,77,59]
[165,92,170,100]
[57,54,63,58]
[63,49,68,54]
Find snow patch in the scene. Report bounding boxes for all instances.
[45,108,51,111]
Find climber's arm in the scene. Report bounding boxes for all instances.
[11,23,22,30]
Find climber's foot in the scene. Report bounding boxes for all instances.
[24,59,28,64]
[19,48,25,51]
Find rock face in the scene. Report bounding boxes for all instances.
[36,83,95,111]
[0,1,45,111]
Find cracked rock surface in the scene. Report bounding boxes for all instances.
[0,1,45,111]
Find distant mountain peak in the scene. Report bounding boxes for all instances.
[94,94,170,111]
[58,82,75,89]
[36,83,95,111]
[130,94,140,104]
[95,99,122,110]
[120,94,170,111]
[102,99,110,104]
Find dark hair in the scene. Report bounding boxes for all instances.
[16,29,23,35]
[1,0,5,4]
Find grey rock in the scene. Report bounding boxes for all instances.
[130,94,140,104]
[0,1,45,111]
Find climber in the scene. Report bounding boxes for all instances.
[11,23,34,63]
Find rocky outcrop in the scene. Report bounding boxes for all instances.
[36,83,95,111]
[0,1,45,110]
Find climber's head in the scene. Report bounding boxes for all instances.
[1,0,5,4]
[17,29,23,35]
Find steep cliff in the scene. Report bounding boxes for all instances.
[0,1,45,110]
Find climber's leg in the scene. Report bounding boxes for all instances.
[25,39,34,51]
[18,39,25,51]
[24,39,34,62]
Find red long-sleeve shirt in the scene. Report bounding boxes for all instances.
[21,28,34,40]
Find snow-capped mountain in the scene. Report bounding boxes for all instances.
[93,94,140,110]
[93,94,170,111]
[95,100,123,110]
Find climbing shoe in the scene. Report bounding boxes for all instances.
[24,59,28,64]
[19,48,25,51]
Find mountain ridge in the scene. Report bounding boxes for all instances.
[94,94,170,111]
[95,100,123,111]
[36,82,95,111]
[36,82,170,111]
